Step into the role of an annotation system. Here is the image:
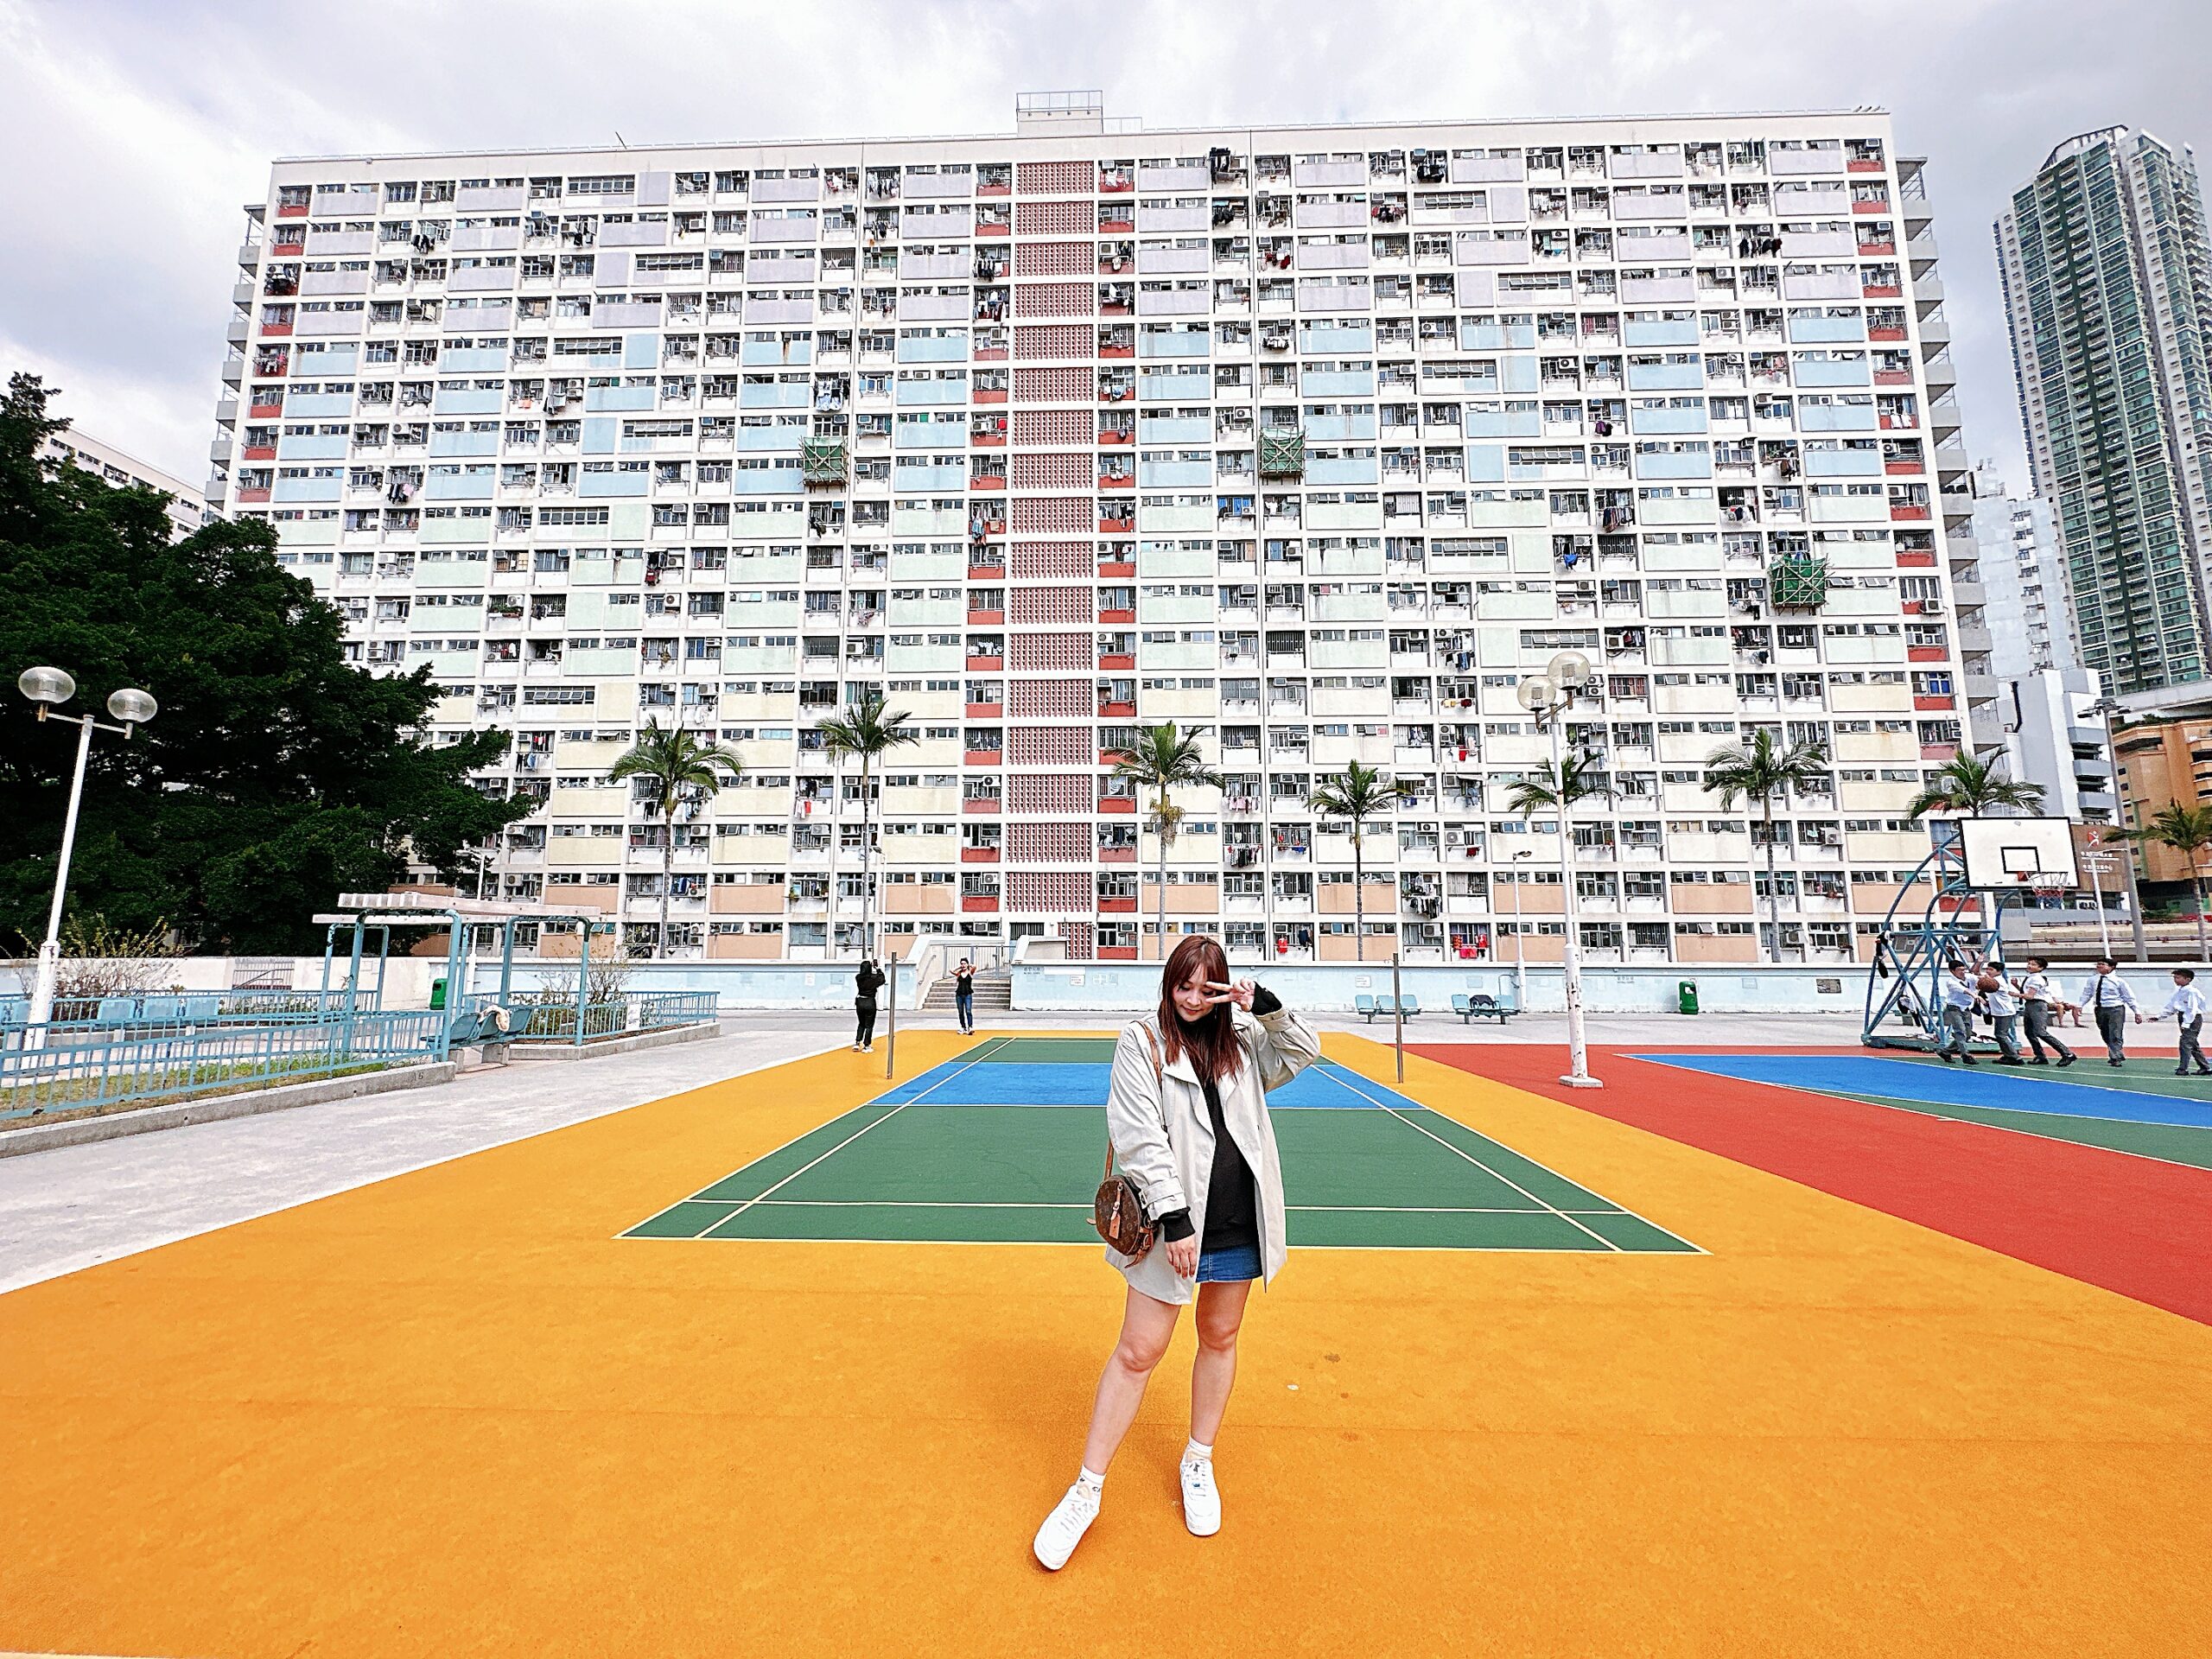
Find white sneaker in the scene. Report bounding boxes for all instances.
[1033,1479,1101,1571]
[1180,1455,1221,1537]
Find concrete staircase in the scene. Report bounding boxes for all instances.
[922,971,1011,1014]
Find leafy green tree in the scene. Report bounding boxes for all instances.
[815,688,917,959]
[1307,760,1413,961]
[1502,751,1608,959]
[1905,747,2045,820]
[0,373,529,951]
[1502,750,1608,821]
[1111,721,1222,962]
[2122,800,2212,959]
[607,720,745,958]
[1701,729,1832,962]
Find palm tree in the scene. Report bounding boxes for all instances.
[1904,747,2046,820]
[2122,800,2212,959]
[1501,751,1608,963]
[1308,760,1414,961]
[607,721,745,958]
[815,688,918,960]
[1700,729,1831,963]
[1113,722,1223,962]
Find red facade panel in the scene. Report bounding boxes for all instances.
[1014,244,1093,278]
[1008,586,1093,626]
[1012,451,1091,491]
[1015,161,1093,196]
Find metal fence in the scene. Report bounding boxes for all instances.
[490,989,720,1046]
[1,1007,448,1121]
[0,988,385,1030]
[1,987,720,1122]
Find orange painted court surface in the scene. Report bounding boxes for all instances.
[3,1030,2209,1657]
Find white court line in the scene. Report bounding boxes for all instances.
[652,1039,1014,1216]
[627,1235,1648,1254]
[721,1199,1607,1214]
[1317,1065,1637,1252]
[714,1041,1008,1223]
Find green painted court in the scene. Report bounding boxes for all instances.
[626,1036,1696,1253]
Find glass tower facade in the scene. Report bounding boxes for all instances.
[1997,126,2212,696]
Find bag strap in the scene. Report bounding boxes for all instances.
[1103,1023,1168,1179]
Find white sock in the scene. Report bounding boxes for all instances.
[1183,1438,1213,1465]
[1074,1465,1104,1496]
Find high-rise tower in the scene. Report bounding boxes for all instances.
[1997,126,2212,696]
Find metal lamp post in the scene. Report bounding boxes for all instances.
[1507,846,1535,1013]
[16,668,159,1044]
[1517,651,1601,1089]
[2086,697,2150,963]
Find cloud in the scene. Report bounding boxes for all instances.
[2,0,2203,494]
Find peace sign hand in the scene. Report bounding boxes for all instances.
[1205,979,1256,1012]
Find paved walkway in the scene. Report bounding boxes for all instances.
[0,1026,839,1294]
[0,1009,1864,1297]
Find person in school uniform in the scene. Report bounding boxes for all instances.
[1935,961,1980,1065]
[2161,968,2211,1077]
[1976,964,2025,1065]
[2012,956,2075,1066]
[2077,957,2144,1066]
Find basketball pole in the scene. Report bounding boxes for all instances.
[884,959,896,1081]
[1391,950,1405,1084]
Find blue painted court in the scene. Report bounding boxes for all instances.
[1634,1053,2212,1131]
[874,1052,1430,1110]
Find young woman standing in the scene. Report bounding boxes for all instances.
[1032,934,1319,1570]
[851,958,884,1052]
[952,957,976,1035]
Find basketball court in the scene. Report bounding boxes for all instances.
[628,1035,1694,1253]
[3,1025,2208,1656]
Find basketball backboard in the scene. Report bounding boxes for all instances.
[1955,816,2081,892]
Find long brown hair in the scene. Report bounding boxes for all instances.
[1157,934,1243,1086]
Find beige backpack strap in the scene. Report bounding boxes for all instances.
[1106,1024,1168,1179]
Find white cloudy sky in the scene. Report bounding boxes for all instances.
[1,0,2202,494]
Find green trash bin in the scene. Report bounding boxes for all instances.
[1677,980,1700,1015]
[429,976,448,1011]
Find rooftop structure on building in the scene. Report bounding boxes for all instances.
[42,424,213,540]
[1968,461,2078,685]
[208,98,1982,969]
[1996,125,2212,698]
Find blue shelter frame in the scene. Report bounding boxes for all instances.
[327,893,618,1059]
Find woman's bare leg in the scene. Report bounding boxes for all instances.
[1079,1287,1182,1474]
[1190,1280,1253,1445]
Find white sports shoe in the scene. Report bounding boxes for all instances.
[1180,1455,1221,1537]
[1032,1480,1101,1571]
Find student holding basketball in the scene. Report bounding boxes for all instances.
[1032,933,1319,1572]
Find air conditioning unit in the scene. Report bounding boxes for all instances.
[1922,598,1944,613]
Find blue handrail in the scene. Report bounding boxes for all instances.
[2,1007,448,1121]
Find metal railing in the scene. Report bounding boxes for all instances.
[493,988,720,1046]
[2,1007,447,1121]
[0,988,383,1030]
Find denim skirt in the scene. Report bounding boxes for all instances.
[1194,1242,1262,1282]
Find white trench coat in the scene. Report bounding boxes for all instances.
[1100,1001,1322,1306]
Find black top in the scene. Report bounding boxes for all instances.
[1158,986,1281,1253]
[855,963,885,1006]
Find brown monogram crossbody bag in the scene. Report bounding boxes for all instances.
[1092,1024,1165,1257]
